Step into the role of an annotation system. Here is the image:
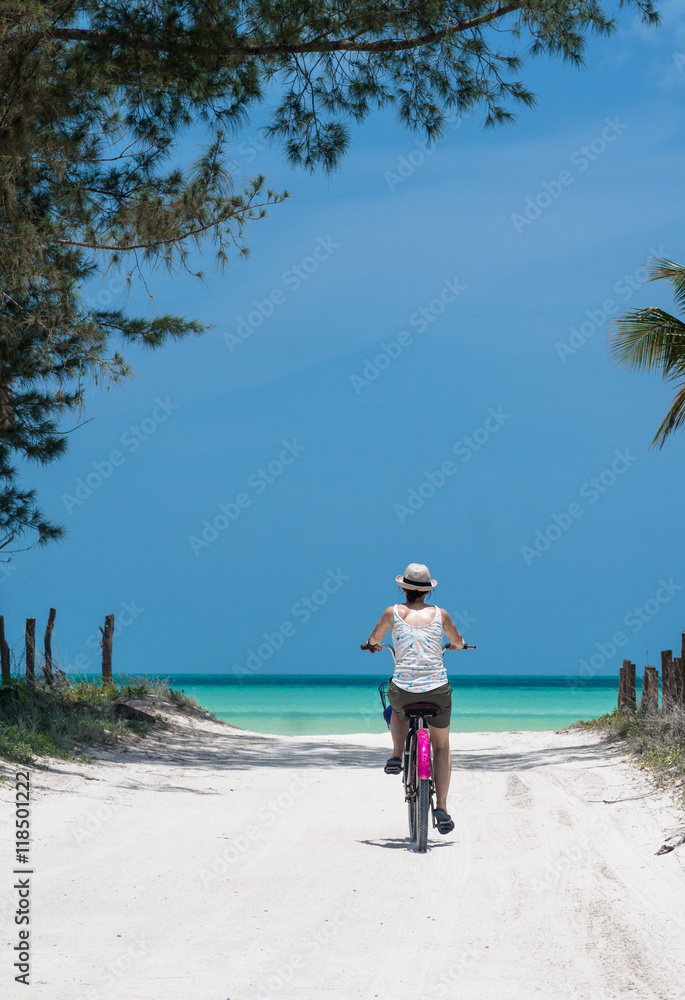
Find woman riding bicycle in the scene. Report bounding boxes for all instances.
[366,562,465,835]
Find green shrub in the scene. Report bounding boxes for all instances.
[0,674,187,764]
[577,707,685,804]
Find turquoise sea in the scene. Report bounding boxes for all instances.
[160,674,628,736]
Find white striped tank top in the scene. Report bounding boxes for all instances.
[391,604,447,693]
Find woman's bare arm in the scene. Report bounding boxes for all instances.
[367,606,394,649]
[441,609,466,649]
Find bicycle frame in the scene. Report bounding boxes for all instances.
[374,651,435,848]
[402,707,436,851]
[365,639,475,851]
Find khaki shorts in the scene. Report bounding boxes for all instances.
[387,679,452,729]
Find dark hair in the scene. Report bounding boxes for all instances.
[402,587,431,602]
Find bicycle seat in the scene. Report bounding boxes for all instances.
[401,702,440,719]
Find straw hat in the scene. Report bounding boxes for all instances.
[395,563,437,591]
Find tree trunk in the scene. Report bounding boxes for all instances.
[43,607,56,686]
[25,618,36,688]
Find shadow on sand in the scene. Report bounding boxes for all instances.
[358,838,453,852]
[37,715,623,776]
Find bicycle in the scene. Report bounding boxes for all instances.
[360,641,475,852]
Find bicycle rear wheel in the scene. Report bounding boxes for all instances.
[406,733,430,853]
[406,737,417,843]
[415,777,429,852]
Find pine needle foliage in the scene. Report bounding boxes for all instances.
[0,0,660,547]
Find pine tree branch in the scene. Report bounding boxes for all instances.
[5,5,528,58]
[54,201,274,251]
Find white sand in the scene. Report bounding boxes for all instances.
[2,711,685,1000]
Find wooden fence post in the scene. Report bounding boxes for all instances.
[618,660,636,712]
[674,657,685,711]
[0,616,10,684]
[627,661,636,712]
[661,650,673,711]
[640,665,659,715]
[101,614,114,685]
[618,661,625,710]
[25,618,36,689]
[43,608,56,686]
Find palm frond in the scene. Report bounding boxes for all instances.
[612,255,685,448]
[652,383,685,450]
[609,308,685,376]
[643,258,685,314]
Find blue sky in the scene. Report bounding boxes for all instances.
[5,4,685,678]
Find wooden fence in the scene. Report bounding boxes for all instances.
[0,609,116,686]
[618,629,685,713]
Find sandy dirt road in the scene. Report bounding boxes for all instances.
[2,715,685,1000]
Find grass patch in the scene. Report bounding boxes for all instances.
[165,684,217,717]
[0,674,210,765]
[577,707,685,804]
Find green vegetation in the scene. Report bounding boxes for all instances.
[0,674,210,765]
[577,708,685,804]
[611,258,685,448]
[1,0,660,551]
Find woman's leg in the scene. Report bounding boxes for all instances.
[390,708,409,759]
[428,723,451,812]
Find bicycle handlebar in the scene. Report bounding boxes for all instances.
[360,642,476,651]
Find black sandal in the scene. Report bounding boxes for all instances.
[433,808,455,834]
[384,756,402,774]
